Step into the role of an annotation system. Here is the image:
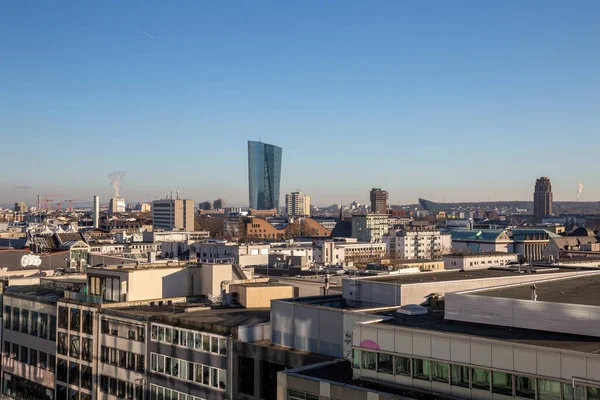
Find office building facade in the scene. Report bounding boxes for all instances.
[533,177,553,222]
[351,214,389,243]
[152,199,194,231]
[369,188,388,214]
[247,141,282,211]
[285,191,310,217]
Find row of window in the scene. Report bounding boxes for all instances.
[272,330,343,358]
[287,390,319,400]
[58,307,93,334]
[56,358,92,390]
[56,385,91,400]
[100,345,145,372]
[3,341,56,372]
[354,349,595,399]
[149,384,206,400]
[150,352,226,391]
[4,306,57,341]
[99,375,142,400]
[57,333,92,362]
[150,323,227,356]
[101,318,145,342]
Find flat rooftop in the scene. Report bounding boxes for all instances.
[107,305,270,335]
[353,267,576,285]
[471,274,600,306]
[376,309,600,354]
[444,252,518,258]
[4,285,64,304]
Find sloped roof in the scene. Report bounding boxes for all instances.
[549,236,599,250]
[569,227,597,237]
[451,229,509,242]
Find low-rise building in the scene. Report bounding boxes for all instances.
[383,228,451,260]
[443,252,519,270]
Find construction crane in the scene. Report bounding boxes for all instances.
[56,202,64,212]
[64,199,84,212]
[40,194,64,211]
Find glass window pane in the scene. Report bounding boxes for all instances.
[515,375,535,399]
[352,349,361,369]
[377,353,393,374]
[563,383,586,400]
[472,368,490,391]
[537,379,560,400]
[218,338,227,355]
[450,364,469,388]
[492,371,512,396]
[394,356,411,377]
[361,351,376,371]
[413,359,430,381]
[588,387,600,400]
[431,362,449,383]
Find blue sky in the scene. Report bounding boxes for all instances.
[1,1,599,206]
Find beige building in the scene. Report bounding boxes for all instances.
[152,198,194,231]
[285,191,311,217]
[443,252,519,270]
[351,214,389,243]
[230,282,294,308]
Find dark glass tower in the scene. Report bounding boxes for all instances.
[248,141,282,210]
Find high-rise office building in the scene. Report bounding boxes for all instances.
[285,191,311,217]
[152,198,194,231]
[370,188,388,214]
[213,198,226,210]
[248,140,282,211]
[533,177,553,222]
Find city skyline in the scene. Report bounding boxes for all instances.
[2,2,600,204]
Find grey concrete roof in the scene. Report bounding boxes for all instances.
[471,274,600,306]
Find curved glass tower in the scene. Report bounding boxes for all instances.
[248,140,282,210]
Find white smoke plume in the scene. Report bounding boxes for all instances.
[577,180,584,200]
[108,172,126,198]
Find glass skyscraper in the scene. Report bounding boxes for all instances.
[248,140,282,210]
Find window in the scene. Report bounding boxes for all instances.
[110,348,117,365]
[137,354,145,372]
[29,349,37,366]
[158,326,164,342]
[58,306,68,329]
[165,327,172,343]
[165,357,172,375]
[20,346,28,363]
[413,359,430,381]
[187,361,194,381]
[21,310,29,333]
[126,382,134,400]
[70,335,80,359]
[137,326,145,341]
[49,355,56,372]
[179,329,186,346]
[202,335,210,351]
[30,312,39,336]
[4,306,11,329]
[69,362,80,386]
[151,325,158,340]
[352,349,361,369]
[219,369,226,391]
[128,352,136,369]
[100,375,109,393]
[538,379,561,400]
[157,355,165,373]
[119,350,127,367]
[101,319,109,334]
[203,365,210,385]
[515,375,535,399]
[50,316,57,341]
[563,383,586,400]
[40,352,48,369]
[151,353,157,371]
[219,337,227,355]
[492,371,512,396]
[118,380,126,398]
[3,341,9,357]
[195,364,202,383]
[57,359,68,382]
[81,366,92,390]
[109,377,117,394]
[12,307,20,331]
[431,361,449,383]
[82,311,93,334]
[451,364,469,388]
[82,338,92,362]
[361,351,376,371]
[172,358,179,377]
[377,353,393,374]
[472,367,490,391]
[40,313,48,339]
[180,359,188,380]
[70,309,80,331]
[11,343,18,360]
[211,367,219,387]
[188,332,195,349]
[211,336,218,353]
[100,346,109,363]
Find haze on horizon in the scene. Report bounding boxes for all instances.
[1,1,599,206]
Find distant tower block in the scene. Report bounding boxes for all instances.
[93,195,100,228]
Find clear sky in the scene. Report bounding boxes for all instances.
[1,1,599,206]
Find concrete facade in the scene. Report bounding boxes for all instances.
[152,199,194,231]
